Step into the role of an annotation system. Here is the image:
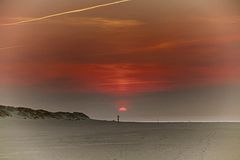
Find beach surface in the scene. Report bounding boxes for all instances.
[1,119,240,160]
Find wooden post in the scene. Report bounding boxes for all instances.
[117,115,120,123]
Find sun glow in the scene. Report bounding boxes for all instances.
[119,106,127,112]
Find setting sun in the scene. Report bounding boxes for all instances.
[118,106,127,112]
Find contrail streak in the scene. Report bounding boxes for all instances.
[2,0,131,26]
[0,45,21,51]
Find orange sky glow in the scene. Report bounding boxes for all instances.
[1,0,240,95]
[1,0,240,120]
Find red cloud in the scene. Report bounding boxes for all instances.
[1,63,240,95]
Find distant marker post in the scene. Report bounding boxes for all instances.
[117,106,127,122]
[117,115,120,123]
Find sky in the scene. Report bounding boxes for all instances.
[0,0,240,121]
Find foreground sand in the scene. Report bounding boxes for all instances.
[0,119,240,160]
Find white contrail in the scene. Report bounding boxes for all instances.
[0,45,21,51]
[2,0,131,26]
